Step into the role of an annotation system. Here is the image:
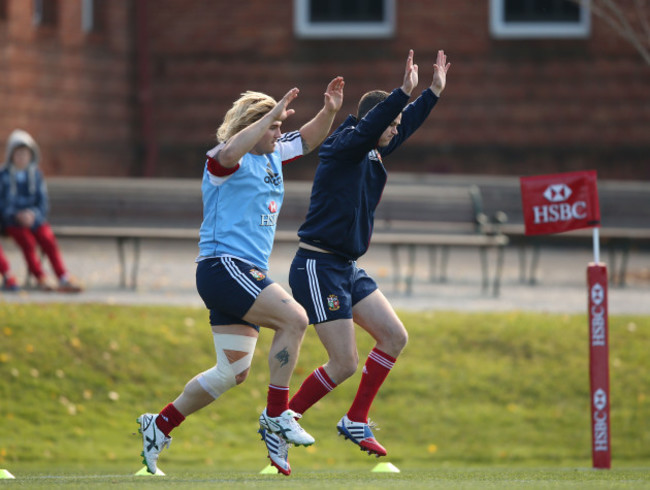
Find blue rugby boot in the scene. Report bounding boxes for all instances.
[336,414,387,457]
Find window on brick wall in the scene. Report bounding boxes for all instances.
[33,0,58,27]
[82,0,106,34]
[294,0,395,39]
[490,0,590,38]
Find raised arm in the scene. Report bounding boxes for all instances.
[218,88,300,167]
[429,50,451,97]
[400,49,419,96]
[298,76,344,154]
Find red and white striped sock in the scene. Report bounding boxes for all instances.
[289,366,337,415]
[347,348,396,423]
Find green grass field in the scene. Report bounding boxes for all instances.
[0,303,648,487]
[2,467,650,488]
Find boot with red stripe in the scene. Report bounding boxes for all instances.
[336,415,387,457]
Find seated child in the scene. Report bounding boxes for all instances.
[1,129,82,293]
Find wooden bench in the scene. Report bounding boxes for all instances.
[45,177,201,289]
[499,224,650,287]
[369,182,509,296]
[271,178,510,296]
[42,177,509,294]
[457,175,650,287]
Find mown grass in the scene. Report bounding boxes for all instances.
[2,467,650,489]
[0,303,648,486]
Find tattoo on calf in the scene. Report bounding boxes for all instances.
[275,347,290,367]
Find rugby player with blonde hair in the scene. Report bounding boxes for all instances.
[137,76,344,475]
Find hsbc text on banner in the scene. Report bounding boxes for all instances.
[587,264,611,469]
[520,170,601,236]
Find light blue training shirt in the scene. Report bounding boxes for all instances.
[197,131,303,270]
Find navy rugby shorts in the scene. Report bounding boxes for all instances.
[289,248,377,325]
[196,256,273,331]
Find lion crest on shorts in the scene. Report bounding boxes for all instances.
[249,269,266,281]
[327,294,340,311]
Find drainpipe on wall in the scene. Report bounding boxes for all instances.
[135,0,157,177]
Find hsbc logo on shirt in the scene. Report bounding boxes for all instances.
[260,200,278,226]
[520,171,600,236]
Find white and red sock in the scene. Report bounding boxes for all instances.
[347,348,396,423]
[289,366,337,415]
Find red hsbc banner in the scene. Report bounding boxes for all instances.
[587,264,611,469]
[520,170,601,236]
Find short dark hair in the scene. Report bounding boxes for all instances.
[356,90,389,120]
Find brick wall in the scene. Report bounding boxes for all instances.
[1,0,648,180]
[145,0,650,180]
[0,0,136,176]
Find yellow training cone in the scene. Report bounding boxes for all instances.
[0,469,15,479]
[135,466,165,476]
[259,464,279,474]
[371,462,400,473]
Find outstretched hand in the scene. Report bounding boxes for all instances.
[400,49,419,96]
[323,76,345,113]
[430,50,451,97]
[271,87,300,122]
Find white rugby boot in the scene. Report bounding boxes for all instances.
[259,408,315,446]
[137,413,172,474]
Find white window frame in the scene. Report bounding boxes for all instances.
[82,0,95,33]
[294,0,395,39]
[32,0,46,25]
[33,0,59,27]
[490,0,591,39]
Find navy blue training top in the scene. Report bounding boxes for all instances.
[298,87,439,260]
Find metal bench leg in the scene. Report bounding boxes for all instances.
[617,245,630,287]
[117,237,127,289]
[131,238,141,290]
[610,239,630,287]
[493,244,506,297]
[405,244,416,295]
[608,246,616,284]
[440,245,450,282]
[479,246,489,293]
[116,237,141,290]
[529,243,541,285]
[518,245,527,283]
[428,245,438,281]
[519,242,541,285]
[605,239,634,288]
[390,244,401,292]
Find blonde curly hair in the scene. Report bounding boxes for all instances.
[216,91,277,143]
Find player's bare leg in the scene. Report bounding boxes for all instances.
[336,290,407,456]
[246,284,315,447]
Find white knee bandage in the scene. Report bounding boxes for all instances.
[198,333,257,399]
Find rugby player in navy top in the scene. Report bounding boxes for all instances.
[137,76,344,475]
[260,49,450,470]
